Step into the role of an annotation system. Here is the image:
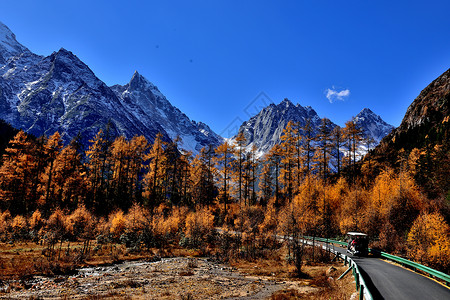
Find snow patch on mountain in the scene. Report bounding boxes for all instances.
[111,71,223,153]
[353,108,395,144]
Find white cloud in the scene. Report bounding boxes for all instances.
[325,87,350,103]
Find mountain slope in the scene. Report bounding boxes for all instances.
[365,68,450,198]
[0,22,30,65]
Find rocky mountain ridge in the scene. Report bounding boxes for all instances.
[232,98,394,157]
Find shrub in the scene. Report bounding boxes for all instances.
[109,210,126,240]
[66,204,96,241]
[11,215,28,241]
[0,210,11,241]
[184,207,214,248]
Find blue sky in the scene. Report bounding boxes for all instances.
[1,0,450,137]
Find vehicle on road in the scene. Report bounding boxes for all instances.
[346,232,368,256]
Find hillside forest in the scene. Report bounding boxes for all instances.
[0,117,449,274]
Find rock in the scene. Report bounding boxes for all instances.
[326,266,337,277]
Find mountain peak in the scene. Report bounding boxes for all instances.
[359,108,374,115]
[53,48,77,60]
[56,47,72,54]
[279,98,294,107]
[355,108,384,122]
[129,70,154,91]
[353,108,394,143]
[0,21,29,63]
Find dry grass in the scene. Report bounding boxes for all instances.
[271,289,303,299]
[229,244,356,299]
[229,245,297,278]
[0,240,153,279]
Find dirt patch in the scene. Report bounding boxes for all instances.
[0,257,316,299]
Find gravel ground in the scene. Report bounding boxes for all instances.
[0,257,315,299]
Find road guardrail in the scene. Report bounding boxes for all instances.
[299,237,373,300]
[370,249,450,286]
[306,236,450,287]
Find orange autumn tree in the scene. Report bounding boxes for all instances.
[48,144,87,210]
[266,144,283,208]
[66,204,96,255]
[279,121,296,203]
[110,136,132,209]
[143,133,166,207]
[190,147,216,206]
[407,212,450,271]
[242,145,258,205]
[258,154,273,206]
[232,132,246,204]
[214,141,235,213]
[39,132,63,209]
[343,120,363,183]
[0,131,38,215]
[85,129,112,214]
[127,136,149,203]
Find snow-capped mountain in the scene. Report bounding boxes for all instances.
[0,21,222,153]
[232,98,331,157]
[231,99,394,158]
[111,71,223,153]
[353,108,395,144]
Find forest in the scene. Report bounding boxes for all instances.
[0,117,449,274]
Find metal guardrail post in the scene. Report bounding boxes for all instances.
[338,266,353,280]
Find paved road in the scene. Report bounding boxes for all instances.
[327,243,450,300]
[225,231,450,299]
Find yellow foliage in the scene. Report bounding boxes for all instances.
[125,203,150,234]
[339,188,368,234]
[152,205,186,236]
[95,217,109,236]
[370,168,396,216]
[407,212,450,269]
[29,210,43,230]
[185,207,214,239]
[327,177,348,212]
[259,199,278,234]
[11,215,27,230]
[66,205,95,239]
[46,208,67,240]
[369,167,424,224]
[110,210,126,238]
[0,210,11,234]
